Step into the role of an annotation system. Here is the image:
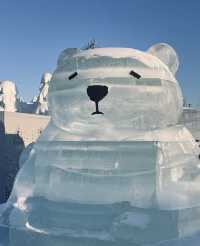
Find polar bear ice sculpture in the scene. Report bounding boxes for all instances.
[1,43,200,245]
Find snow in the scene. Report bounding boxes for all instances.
[35,73,52,115]
[73,47,169,73]
[0,73,52,115]
[0,80,17,112]
[75,47,147,59]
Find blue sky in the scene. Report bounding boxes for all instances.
[0,0,200,104]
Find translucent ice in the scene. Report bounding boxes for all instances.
[1,43,200,245]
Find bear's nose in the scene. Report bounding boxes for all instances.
[87,85,108,115]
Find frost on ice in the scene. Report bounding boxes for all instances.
[1,43,200,245]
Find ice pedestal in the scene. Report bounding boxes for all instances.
[8,198,200,246]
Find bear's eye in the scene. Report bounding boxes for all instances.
[68,72,78,80]
[129,70,141,79]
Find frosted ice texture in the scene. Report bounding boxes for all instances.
[1,43,200,245]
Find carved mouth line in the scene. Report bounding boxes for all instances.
[91,101,104,115]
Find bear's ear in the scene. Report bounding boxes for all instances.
[57,48,80,66]
[147,43,179,75]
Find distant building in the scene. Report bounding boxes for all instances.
[0,111,50,203]
[179,107,200,141]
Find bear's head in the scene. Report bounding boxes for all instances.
[48,43,183,139]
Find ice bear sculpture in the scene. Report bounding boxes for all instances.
[2,43,200,245]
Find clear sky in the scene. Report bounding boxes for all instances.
[0,0,199,104]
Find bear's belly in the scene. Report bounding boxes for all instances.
[33,141,156,207]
